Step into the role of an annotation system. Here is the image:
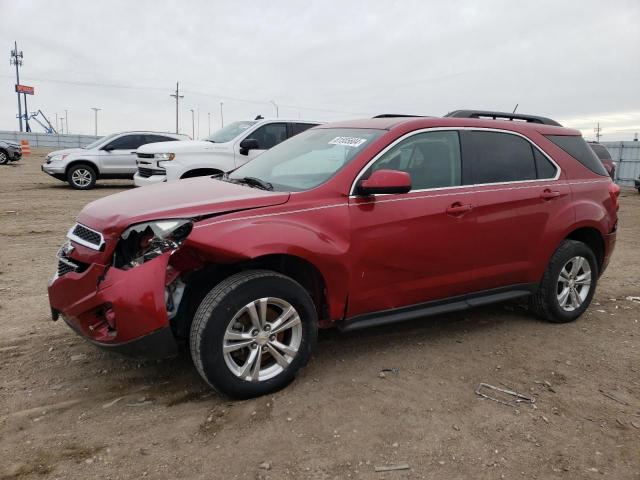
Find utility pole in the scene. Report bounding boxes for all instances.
[220,102,224,127]
[197,105,200,138]
[594,122,602,142]
[65,109,69,134]
[208,112,211,135]
[55,113,58,133]
[189,108,195,139]
[91,107,101,136]
[23,93,30,132]
[270,100,279,118]
[10,41,24,132]
[169,82,184,134]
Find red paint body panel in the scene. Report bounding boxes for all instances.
[48,116,618,351]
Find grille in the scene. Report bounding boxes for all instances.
[137,152,155,159]
[72,224,102,246]
[57,258,78,276]
[137,167,165,178]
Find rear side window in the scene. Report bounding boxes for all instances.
[533,148,557,179]
[466,131,536,184]
[589,143,612,160]
[145,135,176,143]
[546,135,608,176]
[290,123,317,136]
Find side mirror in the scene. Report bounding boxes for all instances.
[102,145,114,152]
[357,169,411,195]
[239,138,260,155]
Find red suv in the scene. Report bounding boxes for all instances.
[49,110,619,398]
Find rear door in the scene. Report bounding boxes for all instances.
[101,134,149,174]
[461,129,570,290]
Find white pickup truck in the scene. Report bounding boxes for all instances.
[133,118,320,186]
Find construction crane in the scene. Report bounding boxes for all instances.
[26,110,57,134]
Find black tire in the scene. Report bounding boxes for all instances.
[190,270,318,398]
[67,164,97,190]
[0,149,8,165]
[529,240,598,323]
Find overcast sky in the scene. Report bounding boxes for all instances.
[1,0,639,140]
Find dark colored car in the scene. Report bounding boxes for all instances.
[588,141,616,180]
[635,174,640,193]
[0,140,22,164]
[48,110,619,398]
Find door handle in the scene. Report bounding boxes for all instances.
[540,189,561,200]
[446,202,474,216]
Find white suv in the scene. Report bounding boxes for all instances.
[42,131,188,189]
[133,118,320,186]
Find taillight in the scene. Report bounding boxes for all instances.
[608,182,620,211]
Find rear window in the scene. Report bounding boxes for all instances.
[546,135,608,176]
[589,143,612,160]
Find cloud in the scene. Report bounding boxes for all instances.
[1,0,639,140]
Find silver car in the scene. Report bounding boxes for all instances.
[41,131,189,189]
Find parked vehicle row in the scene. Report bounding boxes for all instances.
[588,141,616,180]
[48,109,619,398]
[41,131,188,189]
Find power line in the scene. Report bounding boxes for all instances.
[0,74,371,117]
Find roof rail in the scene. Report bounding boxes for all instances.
[444,110,562,127]
[372,114,426,118]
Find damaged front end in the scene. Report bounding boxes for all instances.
[48,219,198,358]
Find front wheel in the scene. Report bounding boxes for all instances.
[0,150,9,165]
[190,270,318,398]
[529,240,598,323]
[67,164,97,190]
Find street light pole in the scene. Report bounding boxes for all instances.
[220,102,224,127]
[91,107,101,136]
[189,108,195,139]
[208,112,211,135]
[270,100,279,118]
[65,109,69,134]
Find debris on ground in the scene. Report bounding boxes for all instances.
[374,463,410,472]
[598,388,630,406]
[475,383,535,407]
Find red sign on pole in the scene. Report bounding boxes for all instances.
[15,84,35,95]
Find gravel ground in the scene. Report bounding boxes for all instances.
[1,151,639,479]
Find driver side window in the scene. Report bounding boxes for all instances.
[368,130,462,190]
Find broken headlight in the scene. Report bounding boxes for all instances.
[113,219,192,269]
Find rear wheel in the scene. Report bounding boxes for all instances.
[0,150,8,165]
[67,164,97,190]
[190,270,317,398]
[529,240,598,323]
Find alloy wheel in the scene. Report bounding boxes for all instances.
[222,297,302,382]
[71,168,93,187]
[556,256,592,312]
[0,151,8,164]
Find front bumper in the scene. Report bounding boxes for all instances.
[134,172,167,187]
[42,163,66,180]
[48,251,178,358]
[7,146,22,160]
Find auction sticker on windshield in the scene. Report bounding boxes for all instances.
[328,136,368,148]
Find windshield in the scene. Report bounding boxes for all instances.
[204,121,257,143]
[83,133,118,150]
[229,128,384,191]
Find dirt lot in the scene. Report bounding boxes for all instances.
[0,151,639,480]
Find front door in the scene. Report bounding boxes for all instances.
[347,129,479,317]
[101,134,149,174]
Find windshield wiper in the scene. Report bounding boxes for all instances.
[237,176,273,191]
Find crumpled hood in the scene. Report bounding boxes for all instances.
[77,177,290,236]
